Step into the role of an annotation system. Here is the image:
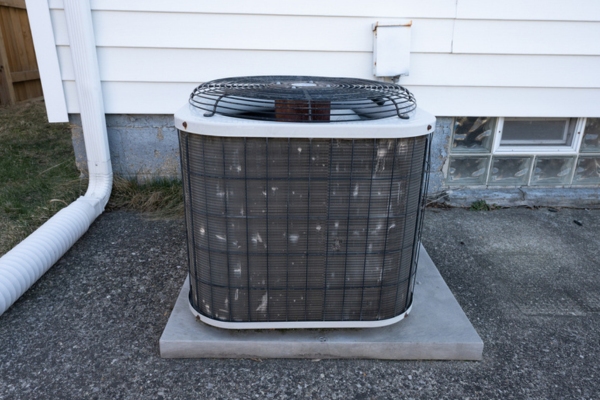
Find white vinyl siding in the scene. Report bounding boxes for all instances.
[456,0,600,22]
[410,87,600,118]
[47,0,458,19]
[50,11,454,53]
[453,20,600,56]
[32,0,600,119]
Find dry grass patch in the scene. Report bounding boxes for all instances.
[107,176,183,218]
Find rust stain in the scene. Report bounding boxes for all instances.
[373,20,412,31]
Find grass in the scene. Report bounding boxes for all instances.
[469,199,499,211]
[0,100,184,257]
[0,100,85,255]
[107,176,183,217]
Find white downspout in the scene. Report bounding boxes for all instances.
[0,0,112,315]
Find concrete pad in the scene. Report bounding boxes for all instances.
[159,245,483,360]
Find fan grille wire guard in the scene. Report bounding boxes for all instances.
[189,76,417,122]
[180,133,431,323]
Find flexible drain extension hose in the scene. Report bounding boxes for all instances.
[0,199,98,314]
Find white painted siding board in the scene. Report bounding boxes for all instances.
[63,81,197,114]
[49,0,458,19]
[412,87,600,118]
[25,0,68,122]
[90,12,371,52]
[57,47,600,89]
[454,20,600,56]
[50,10,453,53]
[62,81,75,111]
[403,54,600,88]
[55,47,71,80]
[410,20,453,54]
[457,0,600,22]
[57,47,374,82]
[49,8,67,48]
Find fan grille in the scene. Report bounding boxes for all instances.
[190,76,417,122]
[180,133,430,323]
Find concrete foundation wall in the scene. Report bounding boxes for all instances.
[428,117,452,197]
[70,114,181,181]
[444,187,600,208]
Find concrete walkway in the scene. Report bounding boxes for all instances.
[1,207,599,399]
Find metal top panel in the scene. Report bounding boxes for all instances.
[175,103,435,139]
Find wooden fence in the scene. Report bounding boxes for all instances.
[0,0,42,105]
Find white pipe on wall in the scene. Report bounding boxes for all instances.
[0,0,112,315]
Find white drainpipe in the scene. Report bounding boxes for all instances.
[0,0,112,315]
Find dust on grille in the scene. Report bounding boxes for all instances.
[180,134,430,323]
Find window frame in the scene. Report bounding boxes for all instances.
[492,117,586,155]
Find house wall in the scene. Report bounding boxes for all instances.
[30,0,600,205]
[40,0,600,119]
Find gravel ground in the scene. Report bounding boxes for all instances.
[1,207,599,399]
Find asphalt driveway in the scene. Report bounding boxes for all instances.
[1,207,598,399]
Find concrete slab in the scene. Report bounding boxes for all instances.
[159,245,483,360]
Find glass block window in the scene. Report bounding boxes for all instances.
[573,156,600,185]
[447,156,490,186]
[530,157,575,186]
[451,117,495,153]
[580,118,600,153]
[488,157,533,186]
[500,118,577,147]
[446,116,600,187]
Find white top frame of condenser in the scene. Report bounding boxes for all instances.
[175,103,434,329]
[175,104,436,139]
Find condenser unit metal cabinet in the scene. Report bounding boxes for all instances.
[174,76,435,329]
